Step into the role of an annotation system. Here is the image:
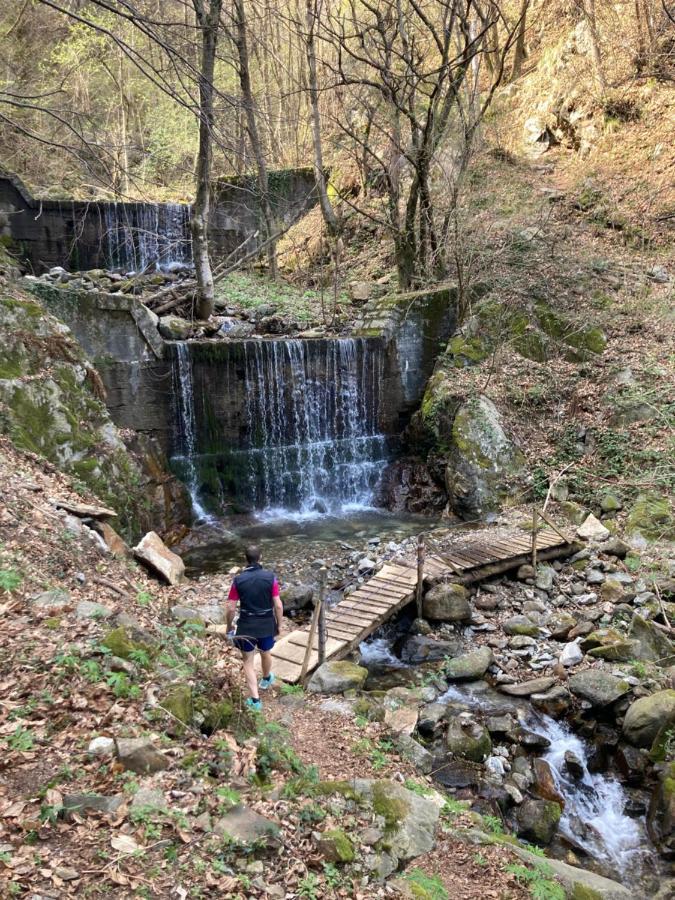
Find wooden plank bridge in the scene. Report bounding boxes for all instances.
[269,525,577,684]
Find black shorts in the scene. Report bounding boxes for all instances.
[234,634,275,653]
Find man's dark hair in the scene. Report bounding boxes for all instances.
[245,544,261,565]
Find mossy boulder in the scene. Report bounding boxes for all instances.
[444,646,493,681]
[446,718,492,762]
[516,797,562,845]
[102,627,137,660]
[162,684,194,725]
[307,660,368,694]
[626,494,675,542]
[317,828,355,863]
[628,615,674,664]
[0,289,148,537]
[535,302,606,360]
[446,334,491,368]
[568,670,631,706]
[445,395,530,519]
[622,690,675,748]
[422,582,471,622]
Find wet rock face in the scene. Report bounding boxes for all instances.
[375,458,446,514]
[444,396,530,519]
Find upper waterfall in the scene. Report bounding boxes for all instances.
[103,201,192,272]
[170,336,391,519]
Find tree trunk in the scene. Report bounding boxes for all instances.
[191,0,222,320]
[305,0,340,236]
[511,0,530,80]
[234,0,277,279]
[583,0,607,95]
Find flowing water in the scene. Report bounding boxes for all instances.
[172,343,212,523]
[104,201,191,272]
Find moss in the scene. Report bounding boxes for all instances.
[627,494,674,541]
[512,330,549,362]
[201,699,234,733]
[571,887,603,900]
[101,626,148,660]
[45,617,61,629]
[162,684,193,725]
[321,828,355,863]
[315,780,360,802]
[447,335,490,367]
[371,782,409,833]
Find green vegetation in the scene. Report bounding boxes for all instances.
[504,862,565,900]
[402,868,449,899]
[216,272,347,325]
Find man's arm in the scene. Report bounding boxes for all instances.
[226,581,238,632]
[272,578,283,635]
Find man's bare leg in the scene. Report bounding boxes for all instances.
[241,651,258,699]
[260,650,273,679]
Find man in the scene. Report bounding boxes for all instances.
[226,545,283,710]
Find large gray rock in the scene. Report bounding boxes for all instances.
[307,660,368,694]
[214,805,280,844]
[577,514,610,541]
[516,798,561,844]
[61,793,124,822]
[445,646,493,681]
[158,315,192,340]
[133,531,185,585]
[115,737,170,774]
[423,583,471,622]
[445,396,529,519]
[500,677,556,697]
[622,690,675,748]
[76,600,113,620]
[568,670,631,706]
[628,614,674,663]
[400,635,460,665]
[171,604,224,625]
[172,523,242,570]
[503,615,540,637]
[31,589,71,611]
[350,779,443,862]
[446,718,492,762]
[280,583,314,613]
[510,845,631,898]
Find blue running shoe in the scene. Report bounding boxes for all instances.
[259,673,276,690]
[246,697,262,711]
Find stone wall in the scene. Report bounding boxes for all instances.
[0,167,317,273]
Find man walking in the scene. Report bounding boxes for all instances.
[226,545,283,710]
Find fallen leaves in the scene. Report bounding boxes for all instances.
[111,833,141,854]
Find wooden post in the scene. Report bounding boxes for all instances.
[416,533,425,619]
[299,598,321,684]
[531,507,538,569]
[318,568,327,666]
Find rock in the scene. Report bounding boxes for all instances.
[516,798,562,845]
[628,614,674,663]
[503,615,540,637]
[546,612,577,640]
[384,705,418,737]
[559,501,588,525]
[568,670,631,706]
[396,733,433,774]
[87,737,115,757]
[500,677,556,696]
[600,577,626,604]
[134,531,185,585]
[349,779,443,862]
[52,498,117,519]
[31,589,71,611]
[622,690,675,748]
[422,582,471,622]
[280,583,314,613]
[171,604,224,625]
[531,686,572,718]
[600,493,622,513]
[101,626,137,659]
[564,750,585,779]
[214,805,281,845]
[225,321,255,339]
[444,646,493,681]
[647,761,675,857]
[510,845,631,898]
[532,758,564,805]
[535,566,555,592]
[115,737,170,774]
[172,523,242,570]
[586,569,605,585]
[626,494,675,543]
[349,281,372,303]
[517,564,535,580]
[445,396,529,519]
[75,600,113,620]
[317,828,354,863]
[603,537,630,558]
[307,661,368,694]
[446,717,492,762]
[560,641,584,667]
[96,522,129,557]
[161,684,193,725]
[577,514,610,541]
[61,793,123,822]
[400,635,460,665]
[615,744,647,785]
[417,703,449,736]
[131,788,168,811]
[485,755,506,778]
[158,315,192,340]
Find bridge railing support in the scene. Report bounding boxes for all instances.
[416,533,425,619]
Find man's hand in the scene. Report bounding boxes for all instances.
[273,595,283,636]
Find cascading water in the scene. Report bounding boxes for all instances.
[240,337,389,517]
[104,201,191,272]
[172,343,212,523]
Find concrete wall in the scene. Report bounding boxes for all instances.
[0,167,317,273]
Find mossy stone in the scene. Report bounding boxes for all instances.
[559,501,588,525]
[571,887,603,900]
[200,698,234,733]
[626,494,674,541]
[162,684,193,725]
[447,334,491,367]
[318,828,355,863]
[102,627,135,659]
[371,782,410,833]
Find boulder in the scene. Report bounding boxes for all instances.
[161,684,194,725]
[626,494,675,543]
[445,396,529,519]
[577,514,610,541]
[214,805,281,845]
[560,640,584,667]
[535,566,555,592]
[131,788,168,811]
[500,677,556,697]
[622,690,675,748]
[446,717,492,762]
[510,845,631,898]
[603,537,630,558]
[444,646,493,681]
[516,798,562,845]
[307,661,368,694]
[87,737,115,757]
[172,523,242,570]
[349,281,372,303]
[423,582,471,622]
[133,531,185,585]
[61,793,124,822]
[158,315,192,340]
[503,615,540,637]
[115,737,170,774]
[647,761,675,856]
[317,828,355,863]
[546,611,577,640]
[171,604,224,625]
[96,522,129,557]
[384,705,418,737]
[628,614,674,663]
[349,779,443,862]
[533,758,565,805]
[530,686,572,718]
[76,600,113,620]
[280,583,314,613]
[31,589,71,612]
[600,577,626,604]
[517,564,535,580]
[396,734,433,774]
[400,635,460,665]
[568,670,631,706]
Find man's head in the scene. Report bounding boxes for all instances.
[245,544,261,566]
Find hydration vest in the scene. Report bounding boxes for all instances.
[234,565,276,638]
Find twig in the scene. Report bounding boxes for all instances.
[542,462,575,513]
[92,576,130,599]
[653,581,672,631]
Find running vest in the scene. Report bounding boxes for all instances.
[234,565,276,638]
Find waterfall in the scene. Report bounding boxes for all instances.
[172,343,212,522]
[240,337,389,517]
[104,201,191,272]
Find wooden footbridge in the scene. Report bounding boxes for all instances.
[269,523,577,684]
